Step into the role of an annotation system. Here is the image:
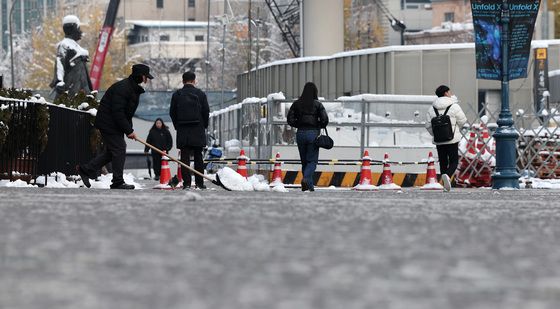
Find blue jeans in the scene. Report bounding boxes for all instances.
[296,129,320,189]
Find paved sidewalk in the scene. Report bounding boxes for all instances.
[1,187,560,309]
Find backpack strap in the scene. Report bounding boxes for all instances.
[442,104,453,116]
[433,104,453,116]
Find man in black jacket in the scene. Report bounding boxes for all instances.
[169,72,210,189]
[77,64,153,189]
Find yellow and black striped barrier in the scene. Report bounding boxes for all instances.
[265,170,432,188]
[205,158,435,188]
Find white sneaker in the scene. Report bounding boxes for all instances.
[442,174,451,192]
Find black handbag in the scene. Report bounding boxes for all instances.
[315,128,334,149]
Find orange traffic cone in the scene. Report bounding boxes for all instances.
[466,130,478,159]
[480,124,493,155]
[237,149,249,178]
[153,154,172,190]
[270,152,284,185]
[176,151,183,188]
[353,150,377,191]
[378,153,401,190]
[421,152,443,190]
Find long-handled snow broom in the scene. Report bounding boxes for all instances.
[135,138,231,191]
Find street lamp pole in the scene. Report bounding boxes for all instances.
[221,21,226,109]
[250,16,260,97]
[492,0,520,189]
[9,0,18,89]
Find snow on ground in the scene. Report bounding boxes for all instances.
[0,172,143,189]
[520,177,560,189]
[0,179,37,188]
[215,167,288,192]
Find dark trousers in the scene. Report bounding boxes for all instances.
[180,146,204,187]
[151,153,162,177]
[436,142,459,178]
[296,129,320,189]
[81,132,127,185]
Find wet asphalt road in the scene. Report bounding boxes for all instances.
[1,185,560,309]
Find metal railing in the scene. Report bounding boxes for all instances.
[0,98,95,182]
[0,100,41,181]
[209,96,560,185]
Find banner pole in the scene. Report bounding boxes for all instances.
[492,0,520,189]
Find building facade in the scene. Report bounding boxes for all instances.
[0,0,57,50]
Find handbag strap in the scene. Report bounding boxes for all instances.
[323,127,329,136]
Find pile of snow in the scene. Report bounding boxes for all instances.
[34,172,143,189]
[88,108,97,116]
[28,95,48,103]
[266,92,286,101]
[378,183,402,190]
[353,183,378,191]
[0,179,37,188]
[36,172,81,188]
[215,167,288,192]
[78,102,89,110]
[520,177,560,189]
[89,173,143,189]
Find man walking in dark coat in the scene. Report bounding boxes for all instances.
[169,72,210,189]
[77,64,154,189]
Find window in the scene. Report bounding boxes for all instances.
[188,18,196,21]
[444,12,454,22]
[157,0,163,8]
[160,35,170,41]
[188,0,195,8]
[195,35,204,41]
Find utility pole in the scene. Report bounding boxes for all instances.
[247,0,252,96]
[248,0,252,71]
[206,0,211,91]
[9,0,18,88]
[221,22,226,109]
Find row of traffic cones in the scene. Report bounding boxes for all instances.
[236,149,447,191]
[155,148,447,191]
[352,151,443,191]
[457,123,495,187]
[236,149,284,186]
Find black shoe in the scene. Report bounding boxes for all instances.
[76,165,91,188]
[183,184,191,190]
[195,184,207,190]
[110,182,135,190]
[154,176,160,181]
[309,186,315,192]
[301,180,309,192]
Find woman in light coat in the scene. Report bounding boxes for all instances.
[425,85,468,191]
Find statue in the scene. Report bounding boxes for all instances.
[50,15,92,99]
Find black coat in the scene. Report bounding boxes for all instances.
[169,84,210,148]
[287,99,329,129]
[94,77,145,135]
[144,127,173,153]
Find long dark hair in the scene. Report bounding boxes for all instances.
[297,82,318,113]
[150,118,168,131]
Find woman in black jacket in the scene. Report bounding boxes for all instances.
[287,82,329,191]
[144,118,173,180]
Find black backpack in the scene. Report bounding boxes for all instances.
[431,105,454,143]
[176,90,201,126]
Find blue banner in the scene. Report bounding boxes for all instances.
[472,0,541,80]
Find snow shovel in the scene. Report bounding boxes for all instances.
[135,137,231,191]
